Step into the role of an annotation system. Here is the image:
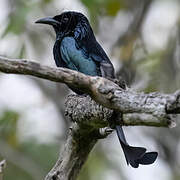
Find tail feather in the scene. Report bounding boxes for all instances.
[121,143,146,167]
[136,152,158,165]
[115,125,158,168]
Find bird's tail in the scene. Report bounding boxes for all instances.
[115,125,158,168]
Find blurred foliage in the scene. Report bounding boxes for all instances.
[80,0,125,16]
[1,0,55,58]
[0,110,19,147]
[2,0,34,37]
[1,0,180,180]
[0,110,60,180]
[1,141,60,180]
[80,0,125,27]
[3,3,29,36]
[4,163,33,180]
[79,148,108,180]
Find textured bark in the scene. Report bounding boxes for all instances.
[0,56,180,180]
[0,56,180,119]
[45,123,98,180]
[45,94,176,180]
[65,94,175,127]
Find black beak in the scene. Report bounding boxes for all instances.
[35,17,60,26]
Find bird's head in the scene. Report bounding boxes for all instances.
[35,11,94,40]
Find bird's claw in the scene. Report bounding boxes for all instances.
[99,127,114,137]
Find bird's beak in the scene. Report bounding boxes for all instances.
[35,17,60,26]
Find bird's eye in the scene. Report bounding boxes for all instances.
[63,17,69,22]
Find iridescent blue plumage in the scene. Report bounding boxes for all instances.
[60,37,99,76]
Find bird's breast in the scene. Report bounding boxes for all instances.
[59,37,99,76]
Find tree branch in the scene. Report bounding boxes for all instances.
[0,56,179,180]
[45,93,175,180]
[0,56,179,124]
[45,123,98,180]
[65,94,175,127]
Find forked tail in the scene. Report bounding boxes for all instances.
[115,125,158,168]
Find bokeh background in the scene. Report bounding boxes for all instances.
[0,0,180,179]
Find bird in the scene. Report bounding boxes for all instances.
[35,11,158,168]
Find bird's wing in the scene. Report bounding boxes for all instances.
[89,41,115,79]
[59,38,79,71]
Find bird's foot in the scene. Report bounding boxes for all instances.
[99,127,114,138]
[112,77,127,90]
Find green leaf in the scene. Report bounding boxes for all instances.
[0,110,19,147]
[106,0,124,16]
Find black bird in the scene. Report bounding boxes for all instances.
[36,11,158,168]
